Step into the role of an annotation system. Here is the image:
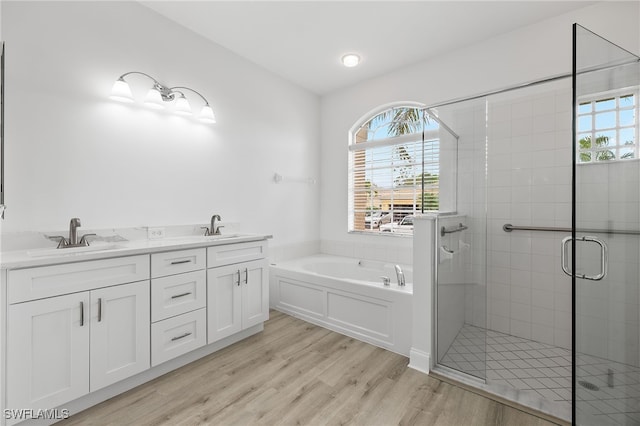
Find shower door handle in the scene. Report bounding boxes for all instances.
[561,236,608,281]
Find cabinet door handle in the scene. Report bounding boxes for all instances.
[244,268,249,284]
[80,301,85,326]
[171,332,192,341]
[171,292,192,299]
[98,298,103,322]
[170,259,192,265]
[236,270,241,286]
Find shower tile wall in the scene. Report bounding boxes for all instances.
[436,62,640,420]
[485,86,574,350]
[451,83,574,350]
[453,82,640,367]
[576,161,640,366]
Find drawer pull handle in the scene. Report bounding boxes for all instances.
[80,301,85,326]
[236,270,241,286]
[170,259,192,265]
[98,298,103,322]
[171,292,192,299]
[171,332,192,341]
[244,268,249,284]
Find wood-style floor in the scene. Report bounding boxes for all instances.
[63,310,559,426]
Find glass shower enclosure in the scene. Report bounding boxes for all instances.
[429,23,640,425]
[573,24,640,425]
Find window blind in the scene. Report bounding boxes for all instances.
[348,108,440,234]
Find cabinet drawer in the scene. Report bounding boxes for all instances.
[151,270,206,322]
[8,255,150,304]
[151,309,206,366]
[151,248,206,278]
[207,241,267,268]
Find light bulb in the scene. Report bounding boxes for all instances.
[144,87,164,109]
[341,53,360,68]
[174,93,192,116]
[199,104,216,124]
[109,78,134,103]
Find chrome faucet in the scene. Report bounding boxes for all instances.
[69,217,81,245]
[394,264,405,286]
[202,214,223,236]
[48,217,96,248]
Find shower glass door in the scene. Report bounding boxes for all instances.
[434,98,487,381]
[573,24,640,425]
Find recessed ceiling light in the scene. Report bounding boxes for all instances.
[341,53,360,68]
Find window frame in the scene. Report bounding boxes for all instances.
[576,88,639,165]
[348,102,437,237]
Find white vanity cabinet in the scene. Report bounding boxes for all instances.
[6,256,150,415]
[207,242,269,343]
[1,235,270,425]
[150,248,207,366]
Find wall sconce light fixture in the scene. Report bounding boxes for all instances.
[110,71,216,124]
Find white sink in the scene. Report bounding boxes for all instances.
[206,233,243,240]
[163,234,245,244]
[27,243,126,257]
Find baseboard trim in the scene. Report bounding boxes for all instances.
[408,347,430,374]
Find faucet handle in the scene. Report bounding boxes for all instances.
[214,225,224,235]
[47,235,69,248]
[79,233,97,246]
[201,226,211,236]
[380,276,390,286]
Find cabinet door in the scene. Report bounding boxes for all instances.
[90,281,150,391]
[241,259,269,329]
[207,264,242,343]
[7,292,90,411]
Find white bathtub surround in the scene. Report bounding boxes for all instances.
[320,238,413,265]
[270,254,412,356]
[269,240,321,264]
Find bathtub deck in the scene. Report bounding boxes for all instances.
[64,310,558,426]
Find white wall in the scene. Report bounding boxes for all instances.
[319,1,639,261]
[1,1,320,259]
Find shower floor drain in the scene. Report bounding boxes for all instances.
[579,380,600,391]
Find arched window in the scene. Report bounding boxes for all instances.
[348,103,442,235]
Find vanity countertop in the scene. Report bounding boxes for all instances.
[1,233,271,269]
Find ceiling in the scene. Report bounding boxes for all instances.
[142,1,596,95]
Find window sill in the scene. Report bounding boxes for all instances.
[348,231,413,238]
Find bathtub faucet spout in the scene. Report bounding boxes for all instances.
[394,265,405,286]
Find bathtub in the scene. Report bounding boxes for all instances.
[269,254,413,356]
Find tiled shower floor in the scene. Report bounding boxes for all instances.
[440,324,640,425]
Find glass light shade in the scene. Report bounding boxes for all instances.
[341,53,360,67]
[199,105,216,124]
[109,78,134,103]
[174,94,192,116]
[144,87,164,109]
